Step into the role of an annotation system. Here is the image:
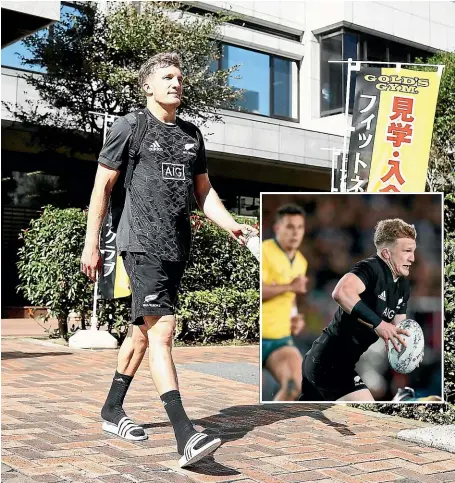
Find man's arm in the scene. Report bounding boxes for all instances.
[262,283,292,301]
[262,276,307,301]
[194,173,257,241]
[332,272,409,351]
[80,164,120,281]
[332,273,366,313]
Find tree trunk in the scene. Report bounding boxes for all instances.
[58,318,68,340]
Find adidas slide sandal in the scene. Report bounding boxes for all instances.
[178,433,222,468]
[102,416,147,441]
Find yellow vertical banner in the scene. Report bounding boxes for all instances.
[367,69,441,192]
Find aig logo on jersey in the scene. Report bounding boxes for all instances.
[162,163,186,181]
[383,307,395,320]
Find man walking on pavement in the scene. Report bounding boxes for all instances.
[81,52,257,467]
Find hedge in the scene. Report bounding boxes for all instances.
[181,212,259,293]
[176,288,259,343]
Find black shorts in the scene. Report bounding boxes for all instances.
[299,354,368,401]
[122,252,186,325]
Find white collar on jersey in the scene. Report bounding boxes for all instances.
[378,254,400,282]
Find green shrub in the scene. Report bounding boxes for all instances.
[176,288,259,343]
[181,212,259,293]
[17,206,92,338]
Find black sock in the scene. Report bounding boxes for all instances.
[101,371,133,425]
[161,390,198,455]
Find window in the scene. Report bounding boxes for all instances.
[219,43,298,121]
[320,30,430,117]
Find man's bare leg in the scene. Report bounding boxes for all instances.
[141,315,178,393]
[266,346,303,401]
[101,324,149,440]
[117,324,149,376]
[142,315,221,468]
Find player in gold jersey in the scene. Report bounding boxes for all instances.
[262,204,308,401]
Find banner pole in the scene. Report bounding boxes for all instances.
[340,58,353,192]
[91,277,98,332]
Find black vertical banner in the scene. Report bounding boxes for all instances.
[346,67,381,192]
[98,204,117,300]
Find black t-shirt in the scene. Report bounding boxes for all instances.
[98,109,207,261]
[310,255,410,367]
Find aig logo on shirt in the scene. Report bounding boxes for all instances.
[383,307,395,320]
[162,163,186,181]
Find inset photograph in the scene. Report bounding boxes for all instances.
[261,193,443,403]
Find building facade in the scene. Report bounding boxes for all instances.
[1,1,454,308]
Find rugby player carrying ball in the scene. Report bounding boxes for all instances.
[300,218,414,402]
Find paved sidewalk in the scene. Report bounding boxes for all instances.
[1,318,59,338]
[2,337,455,483]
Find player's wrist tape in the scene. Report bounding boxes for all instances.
[351,300,382,329]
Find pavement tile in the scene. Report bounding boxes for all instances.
[1,473,20,481]
[261,455,309,472]
[7,447,46,460]
[418,451,455,463]
[279,470,328,482]
[431,471,455,482]
[387,449,433,464]
[302,458,348,470]
[425,459,455,473]
[361,470,405,482]
[352,459,402,472]
[319,468,364,483]
[84,453,129,466]
[393,468,441,482]
[98,475,136,483]
[30,476,64,483]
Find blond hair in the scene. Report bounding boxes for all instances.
[374,218,416,249]
[138,52,182,90]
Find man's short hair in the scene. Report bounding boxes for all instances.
[374,218,416,249]
[274,204,306,223]
[138,52,182,90]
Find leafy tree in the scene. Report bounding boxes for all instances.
[422,51,455,193]
[8,1,241,155]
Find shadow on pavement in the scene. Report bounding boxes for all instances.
[1,351,71,360]
[182,455,241,477]
[143,403,355,475]
[196,403,355,439]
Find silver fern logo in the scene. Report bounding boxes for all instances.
[144,294,158,303]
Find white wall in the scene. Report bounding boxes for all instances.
[1,1,60,22]
[307,1,455,51]
[1,68,53,121]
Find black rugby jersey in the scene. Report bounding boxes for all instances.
[310,255,410,367]
[98,109,207,261]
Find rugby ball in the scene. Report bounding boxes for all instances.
[388,319,424,374]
